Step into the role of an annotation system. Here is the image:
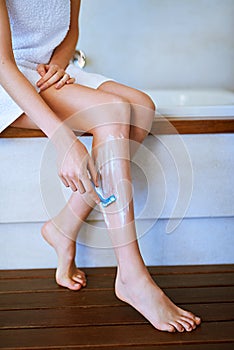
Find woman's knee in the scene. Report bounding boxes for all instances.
[145,93,156,113]
[108,95,131,124]
[136,91,156,113]
[92,95,131,138]
[129,92,155,136]
[134,92,156,125]
[100,82,155,112]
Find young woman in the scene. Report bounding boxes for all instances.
[0,0,201,332]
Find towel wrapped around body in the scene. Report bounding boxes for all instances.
[0,0,112,133]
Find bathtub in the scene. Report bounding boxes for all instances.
[144,89,234,119]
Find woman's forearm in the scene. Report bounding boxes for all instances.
[49,0,81,70]
[0,59,76,145]
[49,30,78,70]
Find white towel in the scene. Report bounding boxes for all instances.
[6,0,71,69]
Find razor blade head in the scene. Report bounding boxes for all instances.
[101,194,117,207]
[92,183,117,207]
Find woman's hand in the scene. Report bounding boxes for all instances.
[58,138,100,204]
[36,64,75,91]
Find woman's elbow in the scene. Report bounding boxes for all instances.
[0,54,15,70]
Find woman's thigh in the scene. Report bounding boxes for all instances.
[11,83,130,132]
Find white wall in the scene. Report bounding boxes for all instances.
[79,0,234,90]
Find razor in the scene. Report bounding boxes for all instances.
[93,184,116,207]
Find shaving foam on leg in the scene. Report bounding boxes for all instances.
[92,135,134,229]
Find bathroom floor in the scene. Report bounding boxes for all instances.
[0,264,233,349]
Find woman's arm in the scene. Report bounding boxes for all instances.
[49,0,81,69]
[37,0,81,90]
[0,0,70,140]
[0,0,99,201]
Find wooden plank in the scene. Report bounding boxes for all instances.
[59,344,234,350]
[0,273,233,293]
[0,286,233,311]
[0,264,233,280]
[1,303,233,330]
[151,118,234,135]
[1,117,234,139]
[0,127,90,138]
[165,286,234,304]
[0,127,46,138]
[0,322,233,348]
[0,266,233,349]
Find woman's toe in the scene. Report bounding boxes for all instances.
[72,274,86,286]
[164,324,176,333]
[195,316,201,325]
[77,269,86,277]
[170,321,184,333]
[57,277,82,291]
[178,319,193,332]
[182,310,201,326]
[67,281,82,291]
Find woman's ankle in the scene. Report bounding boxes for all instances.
[116,263,150,285]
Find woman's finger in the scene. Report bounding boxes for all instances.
[87,157,99,187]
[81,176,100,204]
[37,64,46,77]
[66,178,78,192]
[60,172,81,192]
[74,179,86,194]
[37,65,61,88]
[66,77,75,85]
[39,70,65,91]
[60,175,69,188]
[55,73,72,89]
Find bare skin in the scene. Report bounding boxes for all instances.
[11,81,201,332]
[115,267,200,332]
[41,221,86,291]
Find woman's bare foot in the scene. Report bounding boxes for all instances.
[41,220,86,291]
[115,269,201,333]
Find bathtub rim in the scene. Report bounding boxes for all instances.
[144,88,234,118]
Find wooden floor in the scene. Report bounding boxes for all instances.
[0,264,234,349]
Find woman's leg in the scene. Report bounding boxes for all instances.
[90,121,201,333]
[40,84,200,332]
[47,83,155,289]
[11,83,201,332]
[11,84,135,290]
[12,83,155,290]
[41,191,92,290]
